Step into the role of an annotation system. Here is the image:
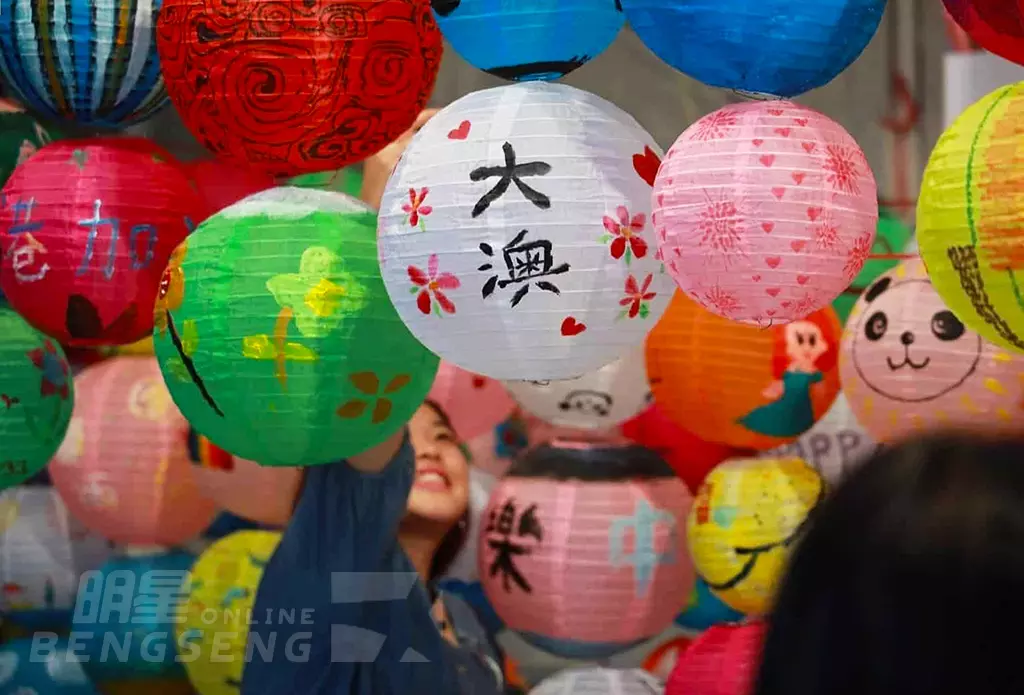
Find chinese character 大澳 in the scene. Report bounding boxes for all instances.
[132,569,191,624]
[478,229,570,307]
[470,142,551,218]
[485,498,543,593]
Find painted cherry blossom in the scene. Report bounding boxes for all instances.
[619,273,657,319]
[402,187,433,230]
[408,254,460,316]
[600,205,649,264]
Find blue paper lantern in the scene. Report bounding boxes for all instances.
[71,551,194,682]
[431,0,624,81]
[0,638,99,695]
[674,578,744,632]
[0,0,168,127]
[619,0,887,98]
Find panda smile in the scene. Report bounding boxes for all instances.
[886,350,931,371]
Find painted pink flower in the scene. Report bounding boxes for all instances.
[824,145,861,195]
[408,254,459,316]
[700,285,742,317]
[602,206,648,263]
[619,274,657,319]
[402,187,433,227]
[844,231,873,281]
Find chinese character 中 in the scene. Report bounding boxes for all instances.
[485,498,542,593]
[478,229,570,307]
[469,142,551,218]
[609,498,677,597]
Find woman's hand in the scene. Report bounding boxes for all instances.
[359,108,439,210]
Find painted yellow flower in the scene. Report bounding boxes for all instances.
[266,246,365,339]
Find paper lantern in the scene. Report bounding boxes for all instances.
[620,405,740,494]
[530,668,664,695]
[0,308,74,490]
[675,579,744,632]
[156,0,443,178]
[762,393,878,483]
[504,347,651,430]
[0,98,58,186]
[0,638,99,695]
[184,160,276,221]
[0,139,202,346]
[479,445,694,659]
[653,101,878,326]
[461,412,530,478]
[0,0,168,126]
[428,362,516,440]
[152,188,438,466]
[839,259,1024,442]
[431,0,623,81]
[186,430,302,528]
[620,0,885,98]
[178,531,282,695]
[666,622,766,695]
[378,82,674,380]
[72,551,194,682]
[942,1,1024,67]
[288,167,364,198]
[0,486,111,630]
[688,457,824,615]
[832,208,913,324]
[49,357,218,545]
[646,292,842,451]
[641,636,695,682]
[916,82,1024,354]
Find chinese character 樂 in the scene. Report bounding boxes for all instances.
[485,498,542,593]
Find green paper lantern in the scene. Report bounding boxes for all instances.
[832,208,913,324]
[0,307,74,489]
[153,187,439,466]
[0,98,59,186]
[288,166,364,198]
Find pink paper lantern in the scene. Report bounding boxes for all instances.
[840,259,1024,443]
[48,356,218,546]
[428,362,516,441]
[653,101,878,326]
[478,444,694,659]
[666,622,766,695]
[186,430,302,528]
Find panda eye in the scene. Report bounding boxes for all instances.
[931,311,965,341]
[865,312,887,341]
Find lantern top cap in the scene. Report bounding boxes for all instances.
[219,186,373,221]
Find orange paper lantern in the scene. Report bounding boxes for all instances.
[646,292,841,450]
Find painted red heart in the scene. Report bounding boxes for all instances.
[633,145,661,187]
[781,301,792,309]
[765,256,781,269]
[790,240,806,252]
[766,309,776,317]
[759,155,775,167]
[802,142,816,153]
[471,376,487,389]
[766,287,781,297]
[797,274,810,285]
[771,187,786,200]
[807,206,823,221]
[768,108,784,116]
[774,127,791,137]
[791,172,806,185]
[448,120,471,140]
[751,274,762,282]
[794,118,809,127]
[561,317,586,336]
[761,222,775,233]
[752,138,764,147]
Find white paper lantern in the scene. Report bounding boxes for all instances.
[530,667,664,695]
[378,82,673,380]
[504,347,651,430]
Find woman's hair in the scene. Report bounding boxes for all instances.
[753,434,1024,695]
[770,316,839,379]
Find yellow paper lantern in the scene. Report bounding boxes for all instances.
[687,457,824,615]
[917,81,1024,354]
[176,530,282,695]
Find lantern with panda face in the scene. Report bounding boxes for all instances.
[839,259,1024,442]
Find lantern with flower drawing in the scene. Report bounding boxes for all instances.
[0,138,203,346]
[646,292,842,451]
[49,357,217,546]
[0,308,74,491]
[653,101,878,326]
[153,188,439,466]
[378,82,674,381]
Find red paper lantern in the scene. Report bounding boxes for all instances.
[0,139,202,347]
[185,159,276,220]
[943,0,1024,67]
[621,405,742,494]
[156,0,443,178]
[667,622,766,695]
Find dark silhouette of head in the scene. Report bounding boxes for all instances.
[754,433,1024,695]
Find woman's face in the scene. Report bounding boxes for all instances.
[406,403,470,526]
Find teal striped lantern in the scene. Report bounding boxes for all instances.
[0,0,168,127]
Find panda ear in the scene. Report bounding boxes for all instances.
[864,277,891,303]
